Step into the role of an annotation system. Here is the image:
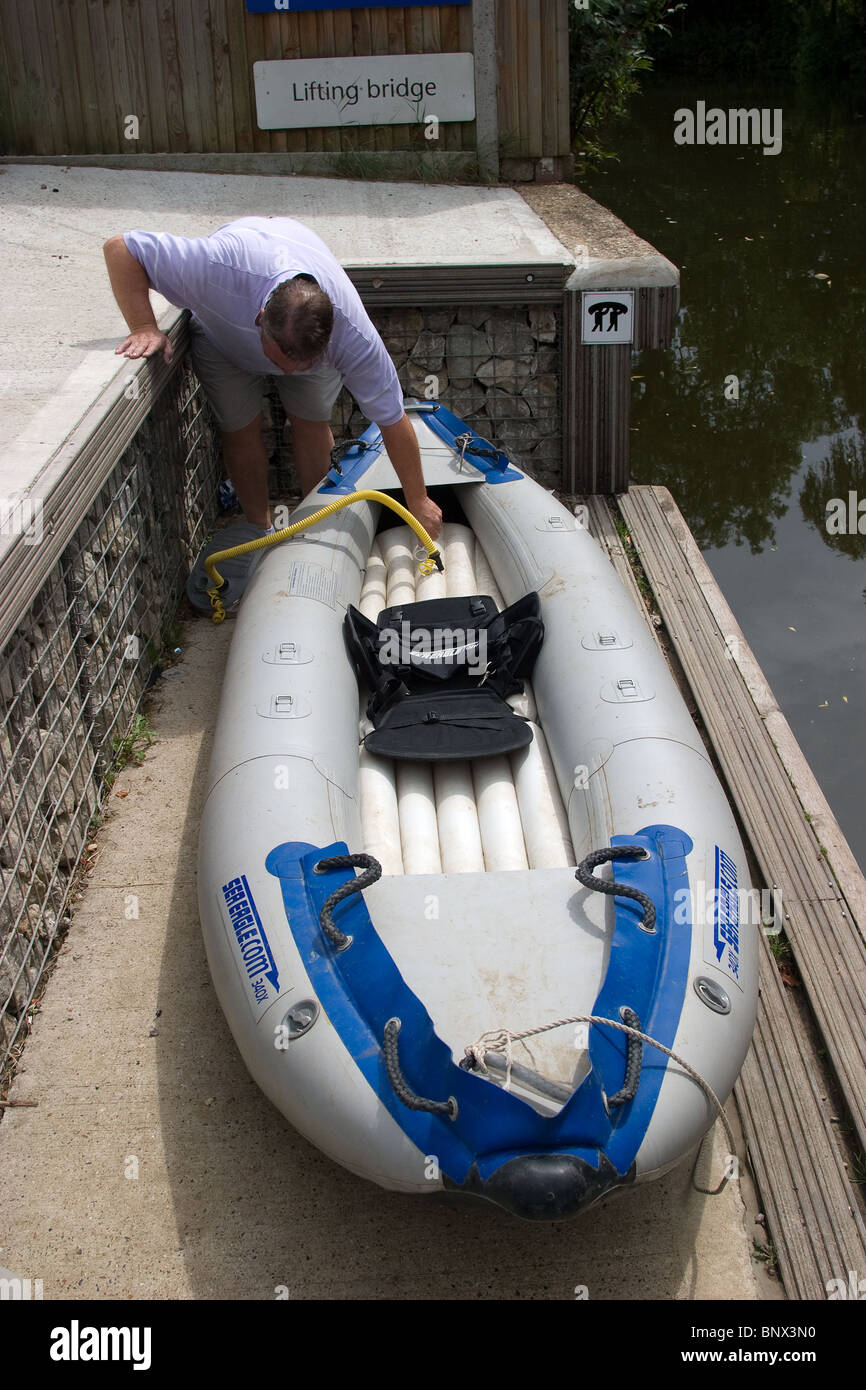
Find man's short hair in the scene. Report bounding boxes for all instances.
[261,274,334,361]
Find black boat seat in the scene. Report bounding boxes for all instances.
[344,592,544,761]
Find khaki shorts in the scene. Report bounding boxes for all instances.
[189,316,344,432]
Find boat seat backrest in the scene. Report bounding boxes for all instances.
[343,592,543,762]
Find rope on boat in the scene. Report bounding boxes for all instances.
[608,1005,642,1108]
[575,845,657,933]
[314,848,735,1190]
[329,435,372,474]
[384,1018,458,1119]
[463,1014,737,1195]
[313,852,382,951]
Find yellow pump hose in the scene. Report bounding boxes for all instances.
[203,489,443,622]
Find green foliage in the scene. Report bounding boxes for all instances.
[648,0,866,82]
[569,0,684,168]
[105,714,158,790]
[791,0,866,82]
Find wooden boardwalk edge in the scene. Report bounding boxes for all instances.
[585,485,866,1300]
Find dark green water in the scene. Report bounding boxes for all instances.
[584,79,866,872]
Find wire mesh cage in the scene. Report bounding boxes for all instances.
[0,359,220,1081]
[263,302,563,498]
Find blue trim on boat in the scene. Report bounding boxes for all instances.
[265,824,692,1187]
[316,421,384,494]
[588,825,694,1174]
[417,404,524,483]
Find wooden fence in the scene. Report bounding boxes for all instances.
[0,1,571,174]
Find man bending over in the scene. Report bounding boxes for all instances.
[104,215,442,611]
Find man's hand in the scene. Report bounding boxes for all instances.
[405,492,443,544]
[379,413,442,542]
[103,236,171,362]
[115,329,173,362]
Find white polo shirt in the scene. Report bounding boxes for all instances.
[123,216,405,427]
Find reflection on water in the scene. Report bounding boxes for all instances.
[584,80,866,869]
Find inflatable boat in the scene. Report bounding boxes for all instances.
[197,403,758,1220]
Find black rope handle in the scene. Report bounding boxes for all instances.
[383,1019,458,1119]
[313,852,382,951]
[607,1006,643,1108]
[575,845,656,933]
[329,437,372,475]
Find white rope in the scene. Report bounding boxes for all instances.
[464,1013,736,1195]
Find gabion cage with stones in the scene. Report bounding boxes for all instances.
[263,303,562,497]
[0,359,220,1079]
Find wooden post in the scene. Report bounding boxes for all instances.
[519,185,680,495]
[472,0,499,182]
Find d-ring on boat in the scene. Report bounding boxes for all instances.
[197,402,758,1220]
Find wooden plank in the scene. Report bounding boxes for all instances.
[49,0,86,154]
[12,0,54,154]
[158,0,188,153]
[736,943,866,1299]
[282,13,306,155]
[136,0,170,152]
[439,3,460,152]
[243,8,272,153]
[619,486,866,1166]
[513,0,530,157]
[296,10,323,153]
[316,9,340,154]
[223,0,254,154]
[419,2,441,156]
[391,5,413,151]
[566,335,631,493]
[582,494,658,639]
[331,0,354,156]
[0,3,29,154]
[264,13,287,153]
[456,0,475,152]
[553,0,571,157]
[207,0,235,155]
[367,7,393,154]
[0,7,14,154]
[104,0,138,154]
[173,0,204,151]
[524,0,543,157]
[65,0,101,152]
[495,0,518,159]
[593,485,866,1298]
[192,0,220,152]
[654,488,866,930]
[120,0,152,153]
[34,0,70,154]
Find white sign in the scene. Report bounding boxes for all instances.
[254,53,475,130]
[581,290,635,345]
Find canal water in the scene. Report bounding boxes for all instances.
[584,79,866,872]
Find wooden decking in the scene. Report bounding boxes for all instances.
[583,486,866,1301]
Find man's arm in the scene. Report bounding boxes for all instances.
[378,413,442,542]
[103,235,173,362]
